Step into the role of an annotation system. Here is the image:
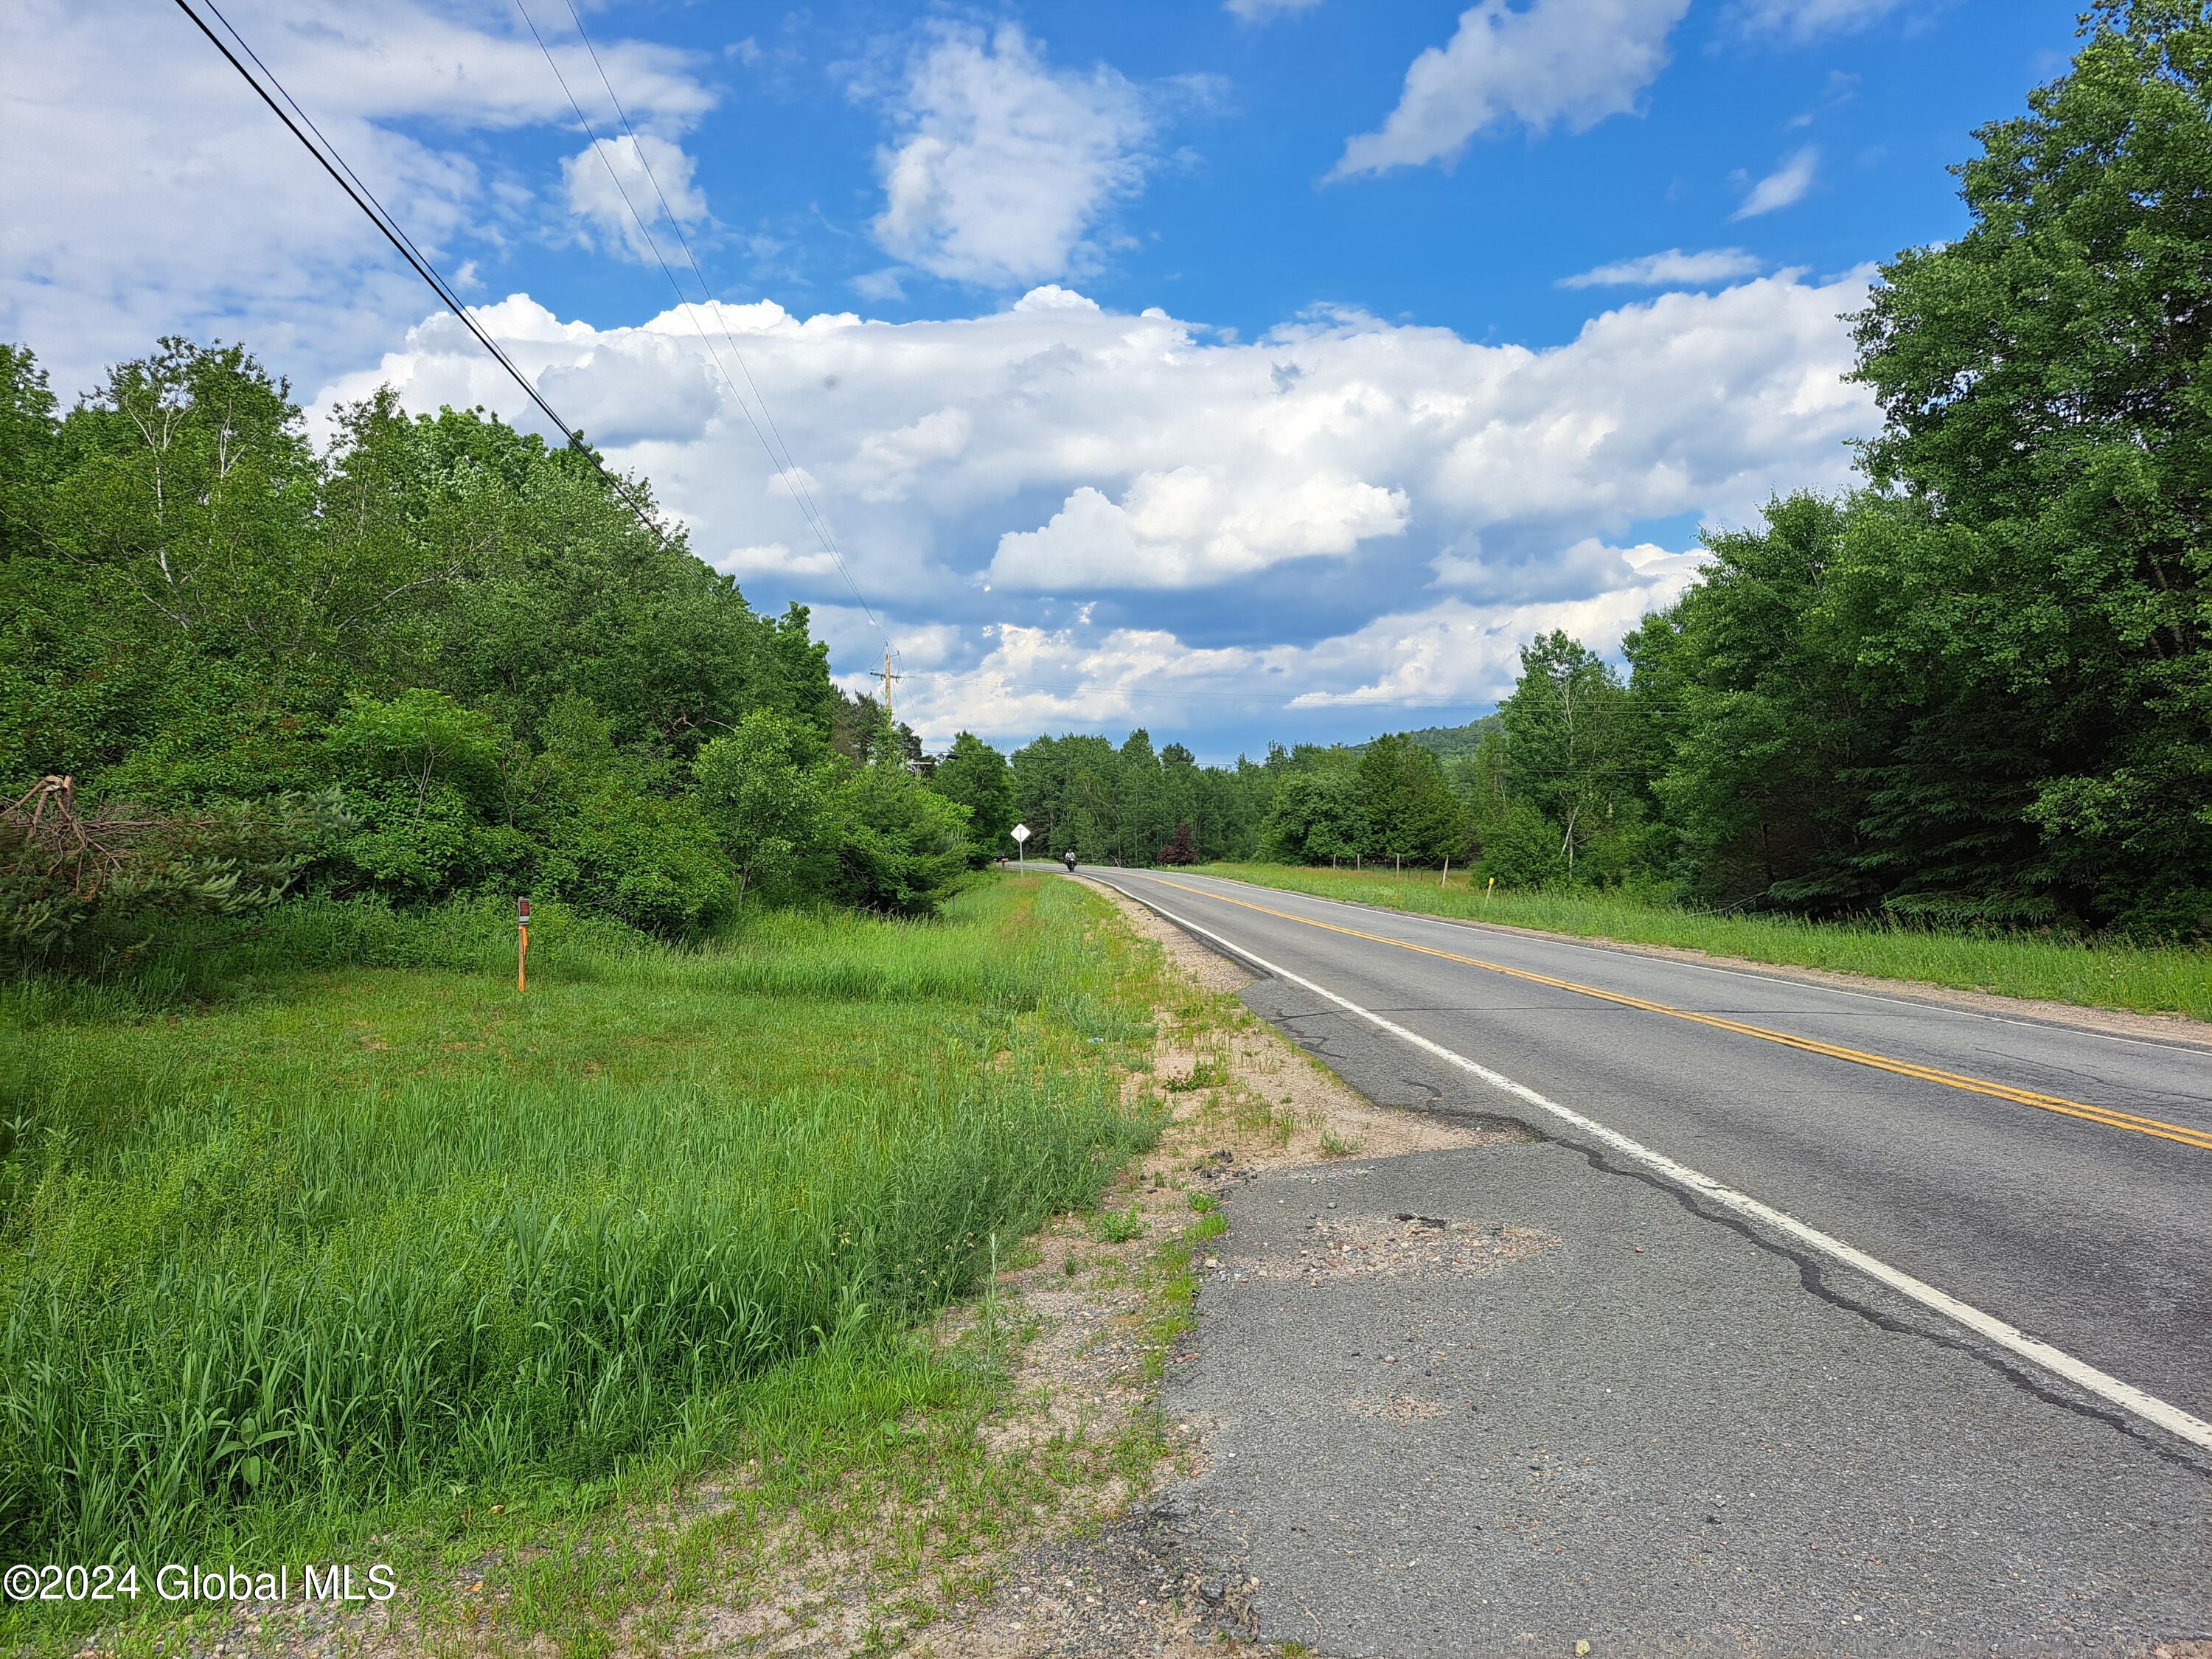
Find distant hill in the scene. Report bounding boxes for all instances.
[1360,715,1500,762]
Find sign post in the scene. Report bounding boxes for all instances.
[516,896,531,992]
[1011,823,1031,866]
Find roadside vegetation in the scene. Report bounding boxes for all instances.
[0,338,973,979]
[0,874,1166,1648]
[1197,864,2212,1023]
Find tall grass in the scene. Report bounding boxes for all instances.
[1199,863,2212,1022]
[0,877,1158,1568]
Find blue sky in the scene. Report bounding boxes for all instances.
[3,0,2086,759]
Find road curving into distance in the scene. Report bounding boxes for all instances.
[1093,866,2212,1436]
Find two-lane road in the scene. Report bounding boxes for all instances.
[1095,866,2212,1441]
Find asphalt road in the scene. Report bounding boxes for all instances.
[1087,867,2212,1655]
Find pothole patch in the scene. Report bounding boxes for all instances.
[1242,1213,1559,1284]
[1344,1395,1452,1422]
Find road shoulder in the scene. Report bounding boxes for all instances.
[1175,1133,2212,1657]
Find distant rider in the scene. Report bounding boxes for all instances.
[1062,849,1077,872]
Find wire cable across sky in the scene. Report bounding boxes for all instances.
[171,0,684,560]
[511,0,894,660]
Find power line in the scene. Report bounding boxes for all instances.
[548,0,872,651]
[510,0,892,655]
[172,0,682,557]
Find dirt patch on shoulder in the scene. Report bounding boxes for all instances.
[1090,875,1531,1167]
[886,879,1540,1654]
[1096,882,1259,998]
[852,883,1495,1654]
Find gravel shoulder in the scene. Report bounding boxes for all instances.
[883,881,1526,1657]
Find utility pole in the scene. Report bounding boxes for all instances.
[871,644,902,726]
[871,646,904,768]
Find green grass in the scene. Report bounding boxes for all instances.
[0,874,1165,1638]
[1199,863,2212,1022]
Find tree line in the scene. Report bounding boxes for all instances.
[921,727,1464,872]
[0,340,968,967]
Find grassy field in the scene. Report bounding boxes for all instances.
[1195,863,2212,1023]
[0,876,1167,1646]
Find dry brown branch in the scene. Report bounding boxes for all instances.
[1,776,174,895]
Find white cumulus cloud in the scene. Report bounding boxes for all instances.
[1558,248,1765,288]
[990,468,1409,591]
[716,543,844,581]
[870,22,1151,287]
[1430,537,1708,602]
[1331,0,1691,180]
[561,133,709,263]
[1733,146,1820,218]
[319,270,1877,749]
[1281,583,1697,709]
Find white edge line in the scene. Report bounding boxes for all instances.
[1093,875,2212,1458]
[1171,870,2212,1061]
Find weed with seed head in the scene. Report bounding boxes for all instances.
[1163,1053,1230,1093]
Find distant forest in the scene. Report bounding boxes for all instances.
[1386,719,1500,763]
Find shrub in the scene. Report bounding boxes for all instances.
[693,709,836,908]
[831,758,973,917]
[322,690,509,902]
[528,698,733,936]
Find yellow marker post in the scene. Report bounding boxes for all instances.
[1485,876,1495,909]
[516,895,531,992]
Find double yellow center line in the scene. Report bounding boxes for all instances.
[1139,877,2212,1153]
